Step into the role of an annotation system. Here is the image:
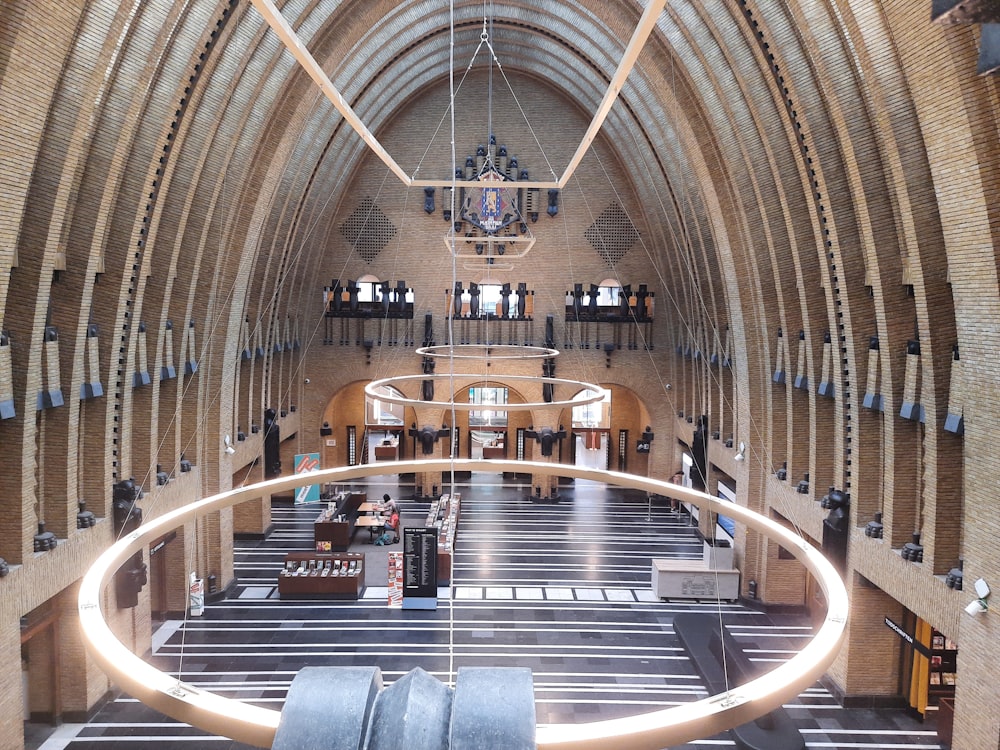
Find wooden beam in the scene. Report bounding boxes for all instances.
[248,0,414,186]
[250,0,667,193]
[556,0,667,188]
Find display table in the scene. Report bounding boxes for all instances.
[278,552,365,599]
[651,558,739,601]
[426,493,460,584]
[482,445,505,459]
[355,514,385,541]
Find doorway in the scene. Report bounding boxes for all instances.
[574,429,609,469]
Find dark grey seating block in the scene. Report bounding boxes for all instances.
[273,666,382,750]
[366,666,452,750]
[450,667,535,750]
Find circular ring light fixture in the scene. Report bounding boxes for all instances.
[79,460,848,750]
[415,344,560,361]
[365,374,605,412]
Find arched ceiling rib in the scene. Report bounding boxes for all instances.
[244,0,669,192]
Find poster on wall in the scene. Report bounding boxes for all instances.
[293,452,321,504]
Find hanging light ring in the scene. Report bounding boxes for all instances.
[415,344,559,361]
[366,374,604,411]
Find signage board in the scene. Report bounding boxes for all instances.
[402,526,438,610]
[293,453,321,504]
[884,616,932,658]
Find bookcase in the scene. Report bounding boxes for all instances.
[426,493,460,584]
[927,629,958,701]
[277,552,365,599]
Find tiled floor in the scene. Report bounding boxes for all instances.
[35,475,942,749]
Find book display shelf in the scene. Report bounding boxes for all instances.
[928,629,958,700]
[277,552,365,599]
[426,493,460,584]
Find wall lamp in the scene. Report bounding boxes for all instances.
[734,441,746,462]
[965,578,990,616]
[223,435,236,455]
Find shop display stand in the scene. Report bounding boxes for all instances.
[426,493,460,584]
[278,552,365,599]
[928,629,958,701]
[313,491,367,551]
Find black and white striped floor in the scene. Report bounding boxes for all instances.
[36,476,941,749]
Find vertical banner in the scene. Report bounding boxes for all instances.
[387,551,403,607]
[402,526,438,610]
[293,452,321,504]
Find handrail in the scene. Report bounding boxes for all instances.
[79,459,847,750]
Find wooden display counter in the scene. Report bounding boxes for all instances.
[278,552,365,599]
[426,493,460,584]
[313,491,367,551]
[374,444,398,461]
[482,445,505,459]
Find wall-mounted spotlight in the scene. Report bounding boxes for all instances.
[796,473,810,494]
[901,532,924,563]
[34,522,57,552]
[76,500,96,529]
[224,435,236,455]
[946,559,963,590]
[965,578,990,616]
[320,421,333,436]
[865,512,884,539]
[734,441,746,462]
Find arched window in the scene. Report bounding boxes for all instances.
[357,274,381,303]
[594,279,622,307]
[367,384,404,425]
[469,386,508,427]
[572,388,610,428]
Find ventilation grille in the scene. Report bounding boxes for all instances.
[584,203,639,267]
[340,197,397,263]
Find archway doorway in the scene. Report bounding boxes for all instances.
[572,387,611,470]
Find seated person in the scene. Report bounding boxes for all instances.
[381,493,399,515]
[375,512,400,545]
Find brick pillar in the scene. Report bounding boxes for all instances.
[0,608,25,748]
[529,453,559,500]
[232,460,270,537]
[199,508,235,593]
[825,577,906,702]
[56,584,111,720]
